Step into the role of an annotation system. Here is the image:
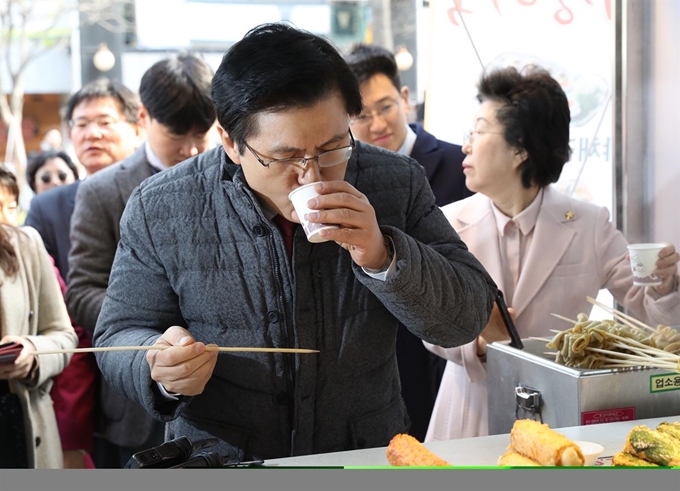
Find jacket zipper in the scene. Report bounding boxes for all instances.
[244,193,296,455]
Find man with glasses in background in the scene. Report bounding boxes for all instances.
[345,44,474,442]
[345,44,473,208]
[65,53,216,468]
[91,23,496,461]
[25,78,142,280]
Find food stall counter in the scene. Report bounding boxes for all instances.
[265,416,678,467]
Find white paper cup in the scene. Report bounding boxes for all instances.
[288,183,339,243]
[627,243,666,286]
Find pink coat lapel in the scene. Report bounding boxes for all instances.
[444,193,504,295]
[511,187,576,318]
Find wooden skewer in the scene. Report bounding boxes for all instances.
[26,345,320,356]
[529,336,552,343]
[585,296,656,333]
[550,313,579,325]
[608,341,679,361]
[601,362,676,370]
[604,331,678,358]
[586,346,671,363]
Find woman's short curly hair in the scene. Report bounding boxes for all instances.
[477,65,572,188]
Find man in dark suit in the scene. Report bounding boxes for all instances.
[345,44,474,442]
[24,79,142,280]
[67,52,216,468]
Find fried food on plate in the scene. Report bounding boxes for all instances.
[612,452,660,467]
[623,425,680,466]
[498,451,540,466]
[386,434,450,466]
[510,419,584,466]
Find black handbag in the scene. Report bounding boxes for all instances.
[0,381,29,468]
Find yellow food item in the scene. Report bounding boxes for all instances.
[612,452,660,467]
[498,451,540,466]
[509,419,585,466]
[623,425,680,466]
[656,421,680,442]
[386,434,451,466]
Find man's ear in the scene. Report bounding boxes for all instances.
[134,103,148,138]
[399,85,411,118]
[400,85,410,104]
[217,126,242,165]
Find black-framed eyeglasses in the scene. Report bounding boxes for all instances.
[243,130,355,172]
[350,100,399,126]
[38,171,69,184]
[68,116,123,133]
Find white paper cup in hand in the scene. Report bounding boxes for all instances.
[288,183,339,243]
[627,243,666,286]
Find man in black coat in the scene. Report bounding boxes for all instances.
[346,44,474,442]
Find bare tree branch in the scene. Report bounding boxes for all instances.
[1,0,135,181]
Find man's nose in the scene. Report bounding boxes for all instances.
[82,122,103,138]
[180,144,199,157]
[369,115,387,132]
[297,159,323,184]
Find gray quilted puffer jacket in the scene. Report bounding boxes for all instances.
[93,142,496,460]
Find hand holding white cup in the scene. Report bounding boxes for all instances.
[627,242,679,295]
[627,243,666,286]
[289,182,339,243]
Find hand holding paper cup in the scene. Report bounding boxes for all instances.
[627,243,666,286]
[289,183,339,243]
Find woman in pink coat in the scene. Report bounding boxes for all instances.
[424,66,680,442]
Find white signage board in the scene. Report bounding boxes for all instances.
[425,0,614,211]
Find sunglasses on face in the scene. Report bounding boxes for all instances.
[38,171,69,184]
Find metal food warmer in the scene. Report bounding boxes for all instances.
[486,338,680,435]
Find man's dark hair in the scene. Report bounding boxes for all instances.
[26,150,79,192]
[63,78,139,124]
[344,43,401,90]
[211,22,363,151]
[139,52,216,135]
[477,65,572,188]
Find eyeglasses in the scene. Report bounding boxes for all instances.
[38,171,70,184]
[68,116,124,134]
[463,129,505,146]
[350,100,399,126]
[243,130,355,173]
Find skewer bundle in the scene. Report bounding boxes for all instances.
[539,297,680,372]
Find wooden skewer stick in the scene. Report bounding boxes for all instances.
[608,341,679,361]
[585,296,656,333]
[604,331,678,358]
[550,313,579,325]
[26,345,320,356]
[584,350,678,371]
[529,337,553,343]
[601,362,675,369]
[586,346,674,363]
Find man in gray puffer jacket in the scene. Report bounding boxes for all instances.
[93,22,497,462]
